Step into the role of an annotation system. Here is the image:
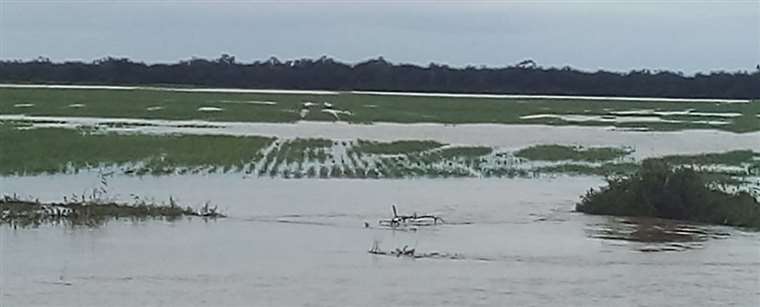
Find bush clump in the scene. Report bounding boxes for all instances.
[577,159,760,228]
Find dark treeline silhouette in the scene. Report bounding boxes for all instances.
[1,55,758,99]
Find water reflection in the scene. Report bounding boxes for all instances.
[586,216,731,252]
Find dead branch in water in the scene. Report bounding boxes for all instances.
[378,204,444,227]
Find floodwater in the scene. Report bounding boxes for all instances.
[2,174,759,306]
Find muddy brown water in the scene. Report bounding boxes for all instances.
[1,174,758,306]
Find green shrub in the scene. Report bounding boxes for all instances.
[577,159,760,228]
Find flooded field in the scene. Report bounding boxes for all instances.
[1,86,759,306]
[2,175,759,306]
[3,114,760,159]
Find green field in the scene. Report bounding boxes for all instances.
[2,87,759,132]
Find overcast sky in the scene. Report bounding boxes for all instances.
[1,1,758,73]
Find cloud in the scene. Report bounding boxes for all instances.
[1,1,757,73]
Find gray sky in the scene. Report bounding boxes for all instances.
[1,1,758,73]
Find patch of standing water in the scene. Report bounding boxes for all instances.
[520,114,731,125]
[610,109,743,118]
[322,109,352,120]
[217,100,278,105]
[196,106,224,112]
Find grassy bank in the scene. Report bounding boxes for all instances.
[2,87,759,132]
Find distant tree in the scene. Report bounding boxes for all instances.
[0,55,758,98]
[217,54,236,65]
[516,59,536,68]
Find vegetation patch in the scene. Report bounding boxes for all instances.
[514,144,631,162]
[577,159,760,228]
[280,138,332,163]
[1,196,223,228]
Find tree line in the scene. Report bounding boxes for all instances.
[1,55,758,99]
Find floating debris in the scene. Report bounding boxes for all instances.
[369,242,416,257]
[13,103,34,108]
[378,205,443,227]
[67,104,86,108]
[368,241,466,260]
[196,201,223,217]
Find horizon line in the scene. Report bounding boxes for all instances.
[3,55,758,76]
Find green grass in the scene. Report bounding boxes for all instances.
[514,144,631,162]
[0,124,273,176]
[2,87,759,132]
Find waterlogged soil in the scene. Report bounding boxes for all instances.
[1,174,758,306]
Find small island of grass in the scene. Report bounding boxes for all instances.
[514,144,631,162]
[576,160,760,228]
[1,196,225,227]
